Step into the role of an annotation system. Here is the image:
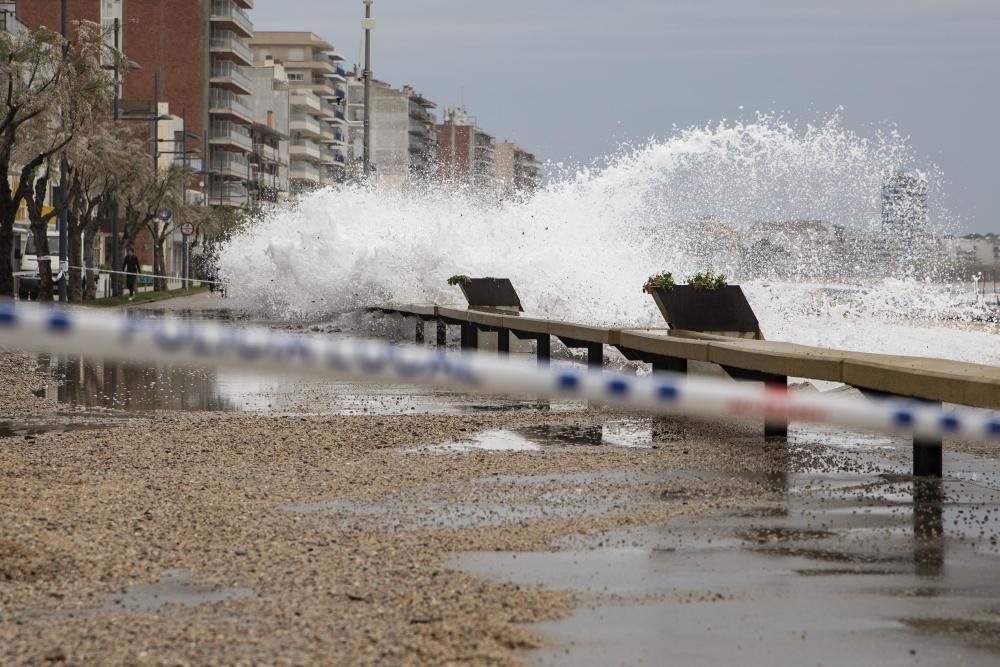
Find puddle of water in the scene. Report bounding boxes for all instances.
[17,570,255,620]
[0,418,127,439]
[449,446,1000,666]
[409,420,655,455]
[101,570,255,613]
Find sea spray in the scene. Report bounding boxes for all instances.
[218,115,998,363]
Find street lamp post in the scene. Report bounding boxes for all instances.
[362,0,374,178]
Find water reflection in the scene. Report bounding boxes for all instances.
[913,479,945,577]
[53,355,237,412]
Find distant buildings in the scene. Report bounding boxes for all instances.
[491,142,539,199]
[343,75,437,189]
[250,32,349,192]
[882,171,929,244]
[941,234,1000,273]
[436,107,495,189]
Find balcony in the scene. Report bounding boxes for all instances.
[209,89,253,123]
[211,60,253,95]
[290,92,322,113]
[208,183,249,208]
[335,65,348,78]
[409,120,431,136]
[210,0,253,38]
[232,0,253,8]
[253,142,279,163]
[334,87,346,101]
[290,139,322,161]
[209,121,252,151]
[290,161,321,182]
[290,113,322,137]
[210,32,254,66]
[212,151,249,178]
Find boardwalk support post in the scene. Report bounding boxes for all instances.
[436,320,447,347]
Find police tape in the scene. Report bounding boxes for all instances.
[1,302,998,443]
[67,265,224,286]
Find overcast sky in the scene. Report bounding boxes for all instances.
[251,0,999,232]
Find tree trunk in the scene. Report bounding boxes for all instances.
[153,239,167,292]
[83,225,99,300]
[68,211,83,303]
[0,211,13,298]
[28,223,54,303]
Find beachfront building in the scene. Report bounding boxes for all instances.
[490,141,539,200]
[250,32,348,192]
[343,74,437,188]
[437,107,494,190]
[249,57,290,204]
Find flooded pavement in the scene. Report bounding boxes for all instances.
[447,429,1000,666]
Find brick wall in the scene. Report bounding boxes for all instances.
[437,124,471,182]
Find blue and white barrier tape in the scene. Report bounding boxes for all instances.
[1,303,998,442]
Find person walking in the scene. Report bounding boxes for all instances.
[123,248,141,300]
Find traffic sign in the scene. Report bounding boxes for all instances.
[181,222,195,237]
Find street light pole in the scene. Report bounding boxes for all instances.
[58,0,68,303]
[111,17,121,296]
[362,0,373,178]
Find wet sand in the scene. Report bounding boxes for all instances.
[2,309,1000,665]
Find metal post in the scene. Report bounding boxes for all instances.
[436,319,447,347]
[913,435,943,478]
[536,335,550,366]
[57,0,68,303]
[587,343,603,370]
[414,318,425,344]
[111,18,121,296]
[497,328,510,356]
[460,323,478,350]
[362,0,373,177]
[763,376,789,441]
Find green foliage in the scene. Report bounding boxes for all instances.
[643,271,675,293]
[686,271,729,290]
[447,274,472,287]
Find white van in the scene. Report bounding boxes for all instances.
[16,233,60,300]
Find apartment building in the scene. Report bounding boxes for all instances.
[250,32,348,192]
[490,141,539,199]
[18,0,257,212]
[343,74,437,187]
[437,107,494,189]
[249,57,290,203]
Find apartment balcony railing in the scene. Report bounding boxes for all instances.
[210,32,253,66]
[232,0,254,9]
[253,142,279,162]
[290,161,321,181]
[210,121,252,151]
[290,92,322,113]
[210,0,253,38]
[290,139,322,161]
[290,113,322,136]
[212,151,249,177]
[334,65,348,78]
[335,154,346,164]
[209,89,252,121]
[208,184,249,207]
[211,60,253,94]
[409,120,431,136]
[334,87,346,101]
[334,110,346,122]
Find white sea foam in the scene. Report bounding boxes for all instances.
[218,115,998,364]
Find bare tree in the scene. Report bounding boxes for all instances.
[0,22,115,298]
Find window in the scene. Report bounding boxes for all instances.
[287,48,306,62]
[287,71,305,82]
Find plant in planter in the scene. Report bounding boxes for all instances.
[447,274,472,287]
[642,271,676,293]
[685,271,728,290]
[642,270,761,338]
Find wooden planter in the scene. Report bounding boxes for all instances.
[648,285,762,339]
[457,278,523,312]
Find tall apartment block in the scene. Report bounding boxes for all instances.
[436,107,494,189]
[491,142,540,199]
[343,74,437,187]
[17,0,258,210]
[250,32,348,192]
[249,57,290,204]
